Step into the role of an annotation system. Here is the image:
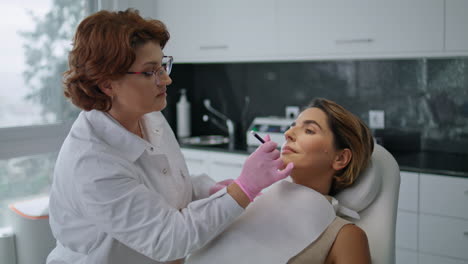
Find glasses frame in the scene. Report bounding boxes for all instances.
[126,56,173,81]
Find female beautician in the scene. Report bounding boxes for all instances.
[46,9,293,264]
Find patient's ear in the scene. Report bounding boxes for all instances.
[332,148,352,171]
[99,80,114,98]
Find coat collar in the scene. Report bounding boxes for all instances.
[83,110,164,162]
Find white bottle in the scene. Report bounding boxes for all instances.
[177,89,191,138]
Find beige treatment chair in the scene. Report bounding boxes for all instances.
[336,144,401,264]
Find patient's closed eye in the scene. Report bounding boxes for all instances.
[305,129,315,134]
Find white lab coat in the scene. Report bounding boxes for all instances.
[47,110,244,264]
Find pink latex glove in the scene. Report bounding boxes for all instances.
[209,179,234,195]
[234,135,294,201]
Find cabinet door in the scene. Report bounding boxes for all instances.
[276,0,444,58]
[181,149,210,176]
[419,214,468,261]
[399,171,419,212]
[445,0,468,51]
[396,211,418,251]
[419,174,468,219]
[419,253,468,264]
[396,249,418,264]
[209,152,247,182]
[155,0,275,62]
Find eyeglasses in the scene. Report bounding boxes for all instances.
[126,56,173,84]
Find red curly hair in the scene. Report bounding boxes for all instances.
[64,9,170,111]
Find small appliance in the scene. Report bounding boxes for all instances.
[246,116,292,151]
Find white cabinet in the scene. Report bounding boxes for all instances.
[395,172,468,263]
[276,0,444,59]
[396,249,418,264]
[396,171,419,263]
[154,0,276,63]
[209,152,246,182]
[445,0,468,52]
[398,171,419,212]
[396,211,418,251]
[152,0,449,62]
[181,148,247,182]
[419,253,468,264]
[418,173,468,262]
[101,0,467,62]
[181,148,210,176]
[419,173,468,219]
[419,214,468,261]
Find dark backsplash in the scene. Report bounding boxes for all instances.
[163,58,468,154]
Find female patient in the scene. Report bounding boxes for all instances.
[283,98,373,263]
[188,98,374,264]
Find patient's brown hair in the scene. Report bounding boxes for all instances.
[308,98,374,195]
[63,9,170,111]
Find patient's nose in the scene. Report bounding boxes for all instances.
[284,129,295,141]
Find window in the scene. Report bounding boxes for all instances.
[0,153,57,226]
[1,0,88,128]
[0,0,91,226]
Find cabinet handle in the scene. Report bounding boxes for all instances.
[464,232,468,236]
[335,38,374,45]
[199,45,229,50]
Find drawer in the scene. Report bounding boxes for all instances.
[419,253,468,264]
[398,171,419,212]
[396,210,418,250]
[419,214,468,260]
[420,174,468,219]
[396,249,418,264]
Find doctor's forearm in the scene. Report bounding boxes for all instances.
[227,183,250,208]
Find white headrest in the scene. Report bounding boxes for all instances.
[335,144,383,212]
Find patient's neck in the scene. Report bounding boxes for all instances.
[291,169,333,196]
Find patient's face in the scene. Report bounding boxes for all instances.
[281,107,338,180]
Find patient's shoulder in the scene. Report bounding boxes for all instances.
[336,224,368,245]
[326,224,371,264]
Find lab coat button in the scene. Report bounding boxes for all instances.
[150,147,154,151]
[162,168,168,174]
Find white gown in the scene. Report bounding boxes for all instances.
[186,181,340,264]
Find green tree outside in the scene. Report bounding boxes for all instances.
[20,0,84,121]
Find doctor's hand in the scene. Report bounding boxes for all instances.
[234,135,294,202]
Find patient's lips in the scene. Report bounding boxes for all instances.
[282,145,297,154]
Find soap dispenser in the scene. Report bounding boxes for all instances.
[176,89,191,138]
